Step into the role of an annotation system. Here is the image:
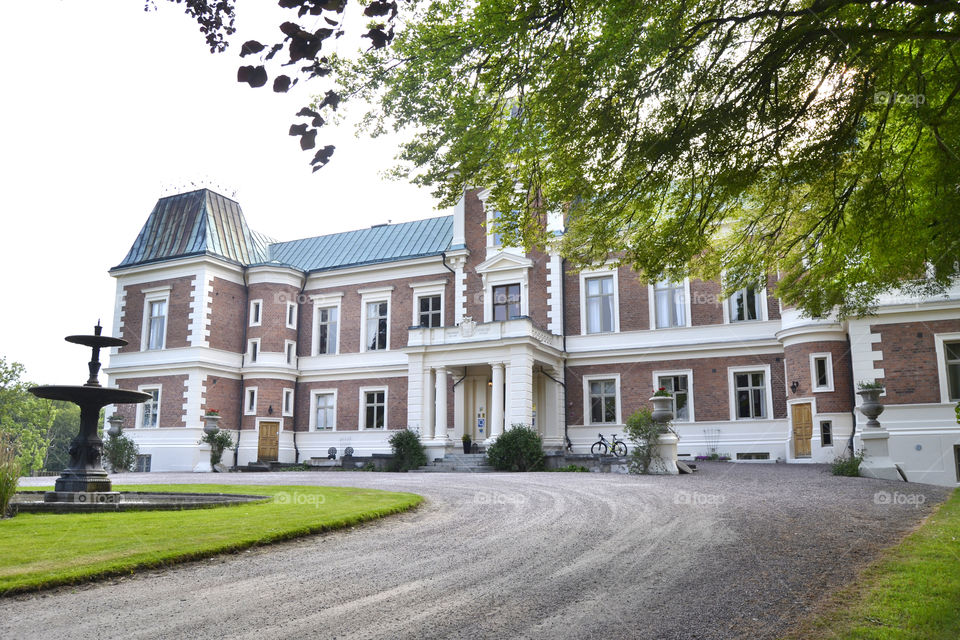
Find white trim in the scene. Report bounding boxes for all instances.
[360,290,392,352]
[310,388,338,431]
[247,338,260,364]
[312,297,342,356]
[727,364,774,421]
[410,280,447,328]
[282,388,295,417]
[579,267,620,335]
[546,254,563,335]
[249,299,263,327]
[359,386,389,430]
[285,340,297,366]
[582,373,622,426]
[139,285,172,295]
[357,285,396,295]
[141,289,170,351]
[648,278,692,329]
[244,386,258,416]
[652,368,695,423]
[136,384,161,429]
[809,352,835,393]
[255,416,284,434]
[935,332,960,402]
[285,301,298,329]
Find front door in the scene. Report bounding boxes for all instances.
[791,403,813,458]
[258,421,280,462]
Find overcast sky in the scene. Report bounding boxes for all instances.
[0,1,438,384]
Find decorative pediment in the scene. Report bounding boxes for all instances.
[475,251,534,275]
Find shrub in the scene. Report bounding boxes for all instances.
[486,424,544,471]
[832,450,865,477]
[103,432,139,472]
[549,464,590,472]
[200,430,235,467]
[388,429,427,472]
[0,433,20,518]
[623,408,676,474]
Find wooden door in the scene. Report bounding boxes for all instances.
[258,421,280,462]
[791,403,813,458]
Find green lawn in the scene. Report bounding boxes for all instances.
[0,484,421,595]
[785,488,960,640]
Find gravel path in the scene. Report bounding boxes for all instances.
[5,464,951,640]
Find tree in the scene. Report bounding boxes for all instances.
[171,0,960,317]
[43,402,80,472]
[0,358,56,475]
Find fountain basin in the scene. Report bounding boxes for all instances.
[10,491,271,514]
[29,385,150,405]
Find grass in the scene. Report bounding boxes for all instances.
[784,488,960,640]
[0,484,421,595]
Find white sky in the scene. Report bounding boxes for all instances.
[0,1,438,384]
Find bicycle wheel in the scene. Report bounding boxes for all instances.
[611,441,627,457]
[591,441,608,455]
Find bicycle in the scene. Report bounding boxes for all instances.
[591,433,627,457]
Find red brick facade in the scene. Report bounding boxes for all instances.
[294,377,409,431]
[240,377,297,429]
[207,276,246,353]
[114,374,189,427]
[873,319,960,404]
[119,276,195,352]
[784,340,854,413]
[200,375,242,430]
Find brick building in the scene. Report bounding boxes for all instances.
[104,189,960,486]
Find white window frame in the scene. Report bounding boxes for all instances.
[582,373,622,426]
[136,384,161,428]
[249,299,263,327]
[286,301,298,329]
[579,267,620,335]
[247,338,260,364]
[285,340,297,366]
[359,286,394,353]
[310,389,337,431]
[652,369,695,423]
[140,285,171,351]
[722,283,768,323]
[648,278,692,329]
[410,280,447,328]
[359,386,389,430]
[311,292,343,356]
[935,332,960,403]
[820,420,833,446]
[282,388,294,417]
[727,364,774,421]
[244,386,258,416]
[809,352,835,393]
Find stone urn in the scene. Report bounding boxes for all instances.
[857,388,884,428]
[650,395,674,429]
[648,395,679,475]
[202,413,221,436]
[106,414,124,438]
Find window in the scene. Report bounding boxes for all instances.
[947,342,960,401]
[282,388,294,417]
[418,295,442,328]
[314,392,335,430]
[589,379,617,424]
[285,340,296,365]
[489,209,502,247]
[316,306,338,355]
[585,276,615,333]
[249,300,262,327]
[363,389,386,429]
[244,387,258,415]
[366,302,389,350]
[135,454,152,472]
[820,420,833,446]
[286,302,297,329]
[139,387,160,428]
[248,338,260,363]
[654,280,685,328]
[811,353,834,392]
[734,372,767,419]
[492,283,521,321]
[728,287,759,322]
[147,299,167,350]
[657,374,690,421]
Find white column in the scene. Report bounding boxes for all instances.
[453,374,466,442]
[507,352,534,427]
[435,367,449,440]
[423,367,435,439]
[543,367,565,449]
[490,363,505,439]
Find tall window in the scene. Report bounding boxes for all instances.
[489,209,502,246]
[735,372,767,419]
[366,302,388,350]
[147,299,167,350]
[418,295,442,328]
[658,374,689,421]
[315,393,335,430]
[285,341,296,365]
[249,300,262,326]
[820,420,833,446]
[286,302,297,329]
[364,390,386,429]
[589,379,617,424]
[245,387,257,415]
[729,287,758,322]
[140,387,160,428]
[585,276,615,333]
[654,280,685,328]
[248,339,259,363]
[316,307,337,355]
[492,284,521,321]
[947,342,960,401]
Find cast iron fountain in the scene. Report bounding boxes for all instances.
[13,324,268,513]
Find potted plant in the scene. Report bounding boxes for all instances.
[462,433,472,454]
[649,387,674,427]
[200,429,234,472]
[856,381,885,428]
[202,409,221,435]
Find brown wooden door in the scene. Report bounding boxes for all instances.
[791,403,813,458]
[257,421,280,462]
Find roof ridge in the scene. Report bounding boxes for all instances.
[269,214,452,247]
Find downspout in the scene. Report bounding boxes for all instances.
[441,251,456,277]
[291,272,307,464]
[234,267,250,469]
[846,334,858,456]
[560,257,571,450]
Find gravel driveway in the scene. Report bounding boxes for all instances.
[4,464,951,640]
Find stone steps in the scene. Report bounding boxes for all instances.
[411,452,494,473]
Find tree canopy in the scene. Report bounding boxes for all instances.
[0,358,57,475]
[168,0,960,317]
